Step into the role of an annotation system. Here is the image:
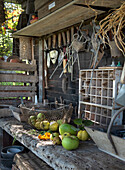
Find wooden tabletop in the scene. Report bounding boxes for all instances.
[0,117,125,170]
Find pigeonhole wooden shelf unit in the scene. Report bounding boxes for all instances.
[78,68,123,126]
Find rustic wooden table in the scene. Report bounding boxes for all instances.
[0,117,125,170]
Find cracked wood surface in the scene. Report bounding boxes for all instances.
[0,117,125,170]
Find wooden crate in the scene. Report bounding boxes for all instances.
[14,151,53,170]
[0,105,13,118]
[78,68,123,126]
[34,0,50,11]
[85,125,125,162]
[37,0,73,20]
[0,61,38,105]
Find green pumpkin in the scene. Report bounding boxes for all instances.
[59,123,78,135]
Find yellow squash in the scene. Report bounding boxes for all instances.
[77,130,89,141]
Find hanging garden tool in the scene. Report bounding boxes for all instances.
[59,21,88,78]
[61,31,69,93]
[66,30,72,73]
[58,32,64,65]
[62,31,67,69]
[47,36,51,68]
[49,34,58,64]
[44,39,49,89]
[70,26,76,82]
[59,31,69,78]
[49,33,65,79]
[85,20,103,101]
[90,20,104,69]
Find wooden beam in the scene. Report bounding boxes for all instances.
[38,38,44,102]
[0,92,35,98]
[77,0,123,8]
[0,74,38,83]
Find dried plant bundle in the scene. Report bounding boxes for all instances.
[98,2,125,56]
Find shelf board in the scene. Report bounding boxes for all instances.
[80,101,112,110]
[84,110,112,118]
[81,86,113,89]
[12,0,122,37]
[82,77,114,80]
[98,67,123,70]
[81,94,113,99]
[80,67,122,71]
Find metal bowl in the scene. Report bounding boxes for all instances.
[1,145,24,159]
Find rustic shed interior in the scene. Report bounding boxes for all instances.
[0,0,125,169]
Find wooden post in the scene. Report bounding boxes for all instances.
[39,38,44,103]
[26,0,35,15]
[31,38,35,61]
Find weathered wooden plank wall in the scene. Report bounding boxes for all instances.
[41,49,124,117]
[0,61,38,106]
[45,52,92,115]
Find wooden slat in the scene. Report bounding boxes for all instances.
[0,74,38,83]
[0,92,35,98]
[77,0,124,8]
[13,0,122,37]
[0,61,36,71]
[14,151,52,170]
[0,99,32,106]
[0,85,36,91]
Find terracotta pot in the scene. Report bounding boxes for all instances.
[10,58,21,63]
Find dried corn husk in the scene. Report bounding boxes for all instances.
[98,2,125,56]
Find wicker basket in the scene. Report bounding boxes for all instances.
[20,103,73,122]
[9,106,29,122]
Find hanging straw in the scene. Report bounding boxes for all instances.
[98,2,125,56]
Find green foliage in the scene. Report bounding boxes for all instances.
[73,118,93,130]
[12,136,16,145]
[0,2,23,57]
[73,118,83,125]
[0,33,13,57]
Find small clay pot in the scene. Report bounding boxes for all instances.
[10,58,21,63]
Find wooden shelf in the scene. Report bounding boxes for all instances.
[79,68,123,125]
[12,0,121,37]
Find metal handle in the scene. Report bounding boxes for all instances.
[107,106,125,155]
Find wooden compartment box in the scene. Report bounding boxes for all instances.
[37,0,73,20]
[35,0,49,11]
[79,68,123,126]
